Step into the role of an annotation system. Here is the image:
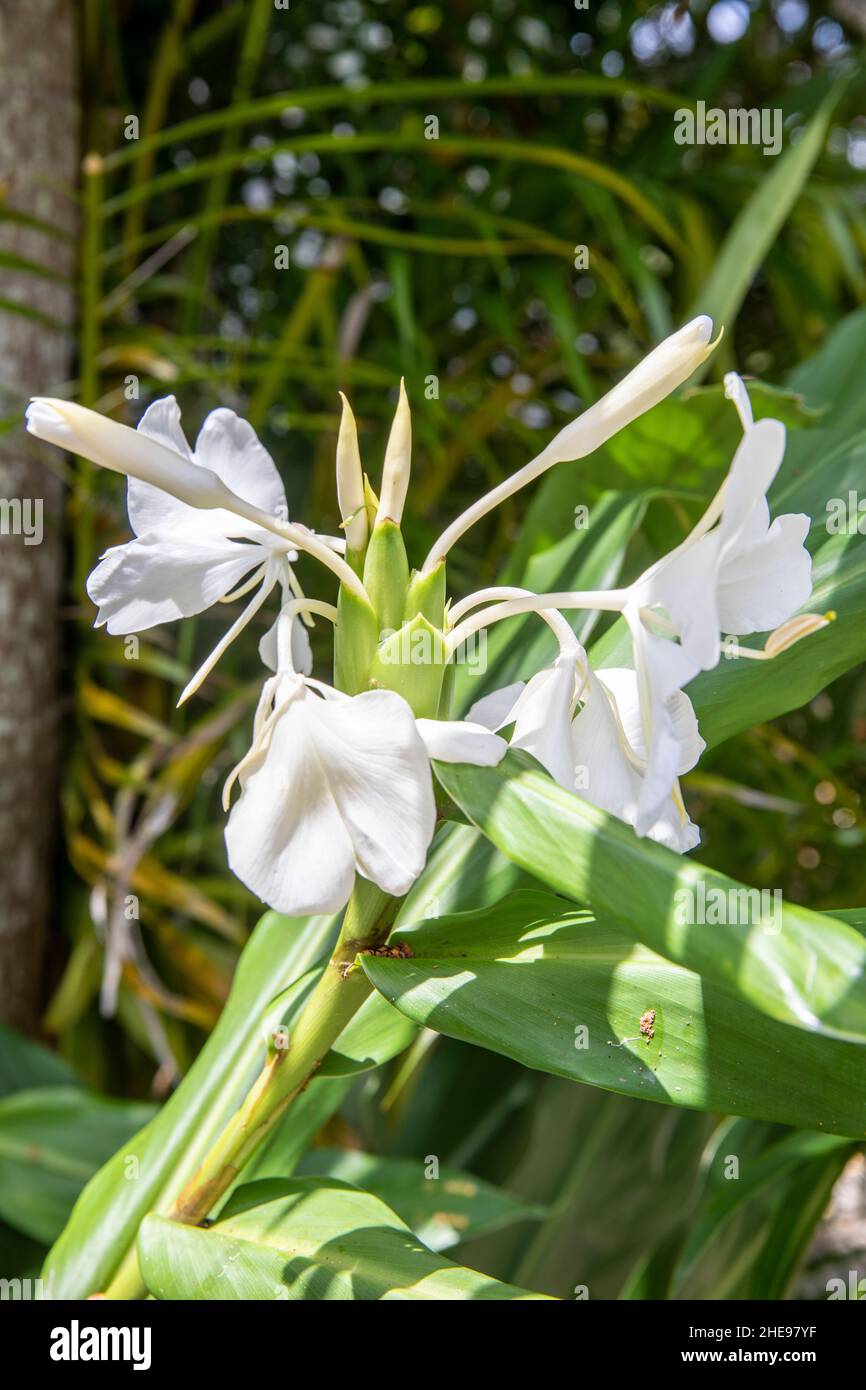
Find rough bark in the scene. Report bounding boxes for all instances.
[0,1,78,1029]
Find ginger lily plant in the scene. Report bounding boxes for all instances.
[26,317,833,1293]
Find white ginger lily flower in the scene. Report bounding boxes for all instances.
[469,645,703,854]
[224,607,507,917]
[29,396,293,633]
[628,374,812,673]
[613,374,812,831]
[25,394,344,701]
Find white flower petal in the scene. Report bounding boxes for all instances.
[597,666,704,775]
[573,667,700,853]
[416,718,507,766]
[571,667,644,814]
[637,530,722,670]
[640,793,701,854]
[195,409,287,519]
[510,658,578,788]
[717,511,812,633]
[87,531,268,633]
[620,609,701,836]
[27,397,228,509]
[225,689,357,917]
[632,416,810,671]
[259,614,313,675]
[466,681,525,731]
[127,397,200,536]
[225,687,436,916]
[717,418,787,553]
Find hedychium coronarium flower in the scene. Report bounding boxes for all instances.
[25,325,832,917]
[447,371,831,849]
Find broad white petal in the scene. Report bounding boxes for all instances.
[641,788,701,854]
[717,512,812,633]
[87,531,268,633]
[194,409,287,519]
[227,685,437,916]
[597,667,704,775]
[416,718,507,766]
[127,397,198,536]
[571,668,644,815]
[466,681,525,731]
[637,530,722,671]
[510,658,577,789]
[305,690,436,896]
[572,668,701,855]
[225,692,357,917]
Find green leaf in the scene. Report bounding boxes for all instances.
[138,1177,551,1299]
[689,87,842,368]
[787,304,866,435]
[41,820,509,1297]
[671,1122,853,1299]
[432,754,866,1045]
[295,1149,544,1251]
[0,1024,81,1099]
[360,890,866,1135]
[42,909,340,1297]
[0,1087,154,1244]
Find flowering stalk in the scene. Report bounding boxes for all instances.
[28,318,837,1297]
[162,880,400,1233]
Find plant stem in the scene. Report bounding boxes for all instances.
[164,881,399,1228]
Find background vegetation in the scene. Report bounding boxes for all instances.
[2,0,865,1298]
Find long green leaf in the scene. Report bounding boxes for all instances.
[138,1177,550,1299]
[0,1088,154,1244]
[42,909,339,1297]
[689,87,842,372]
[295,1149,544,1252]
[361,891,866,1134]
[433,753,866,1045]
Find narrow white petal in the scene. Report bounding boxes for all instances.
[416,718,507,766]
[466,681,525,731]
[259,613,313,675]
[26,398,229,509]
[540,317,715,467]
[626,617,700,836]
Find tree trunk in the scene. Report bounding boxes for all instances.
[0,1,78,1029]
